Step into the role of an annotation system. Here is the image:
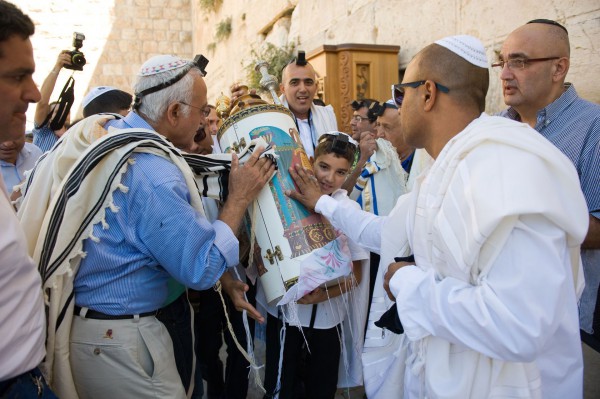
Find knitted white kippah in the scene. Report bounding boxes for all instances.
[138,54,189,76]
[82,86,118,108]
[434,35,488,68]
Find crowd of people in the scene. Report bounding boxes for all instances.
[1,1,598,398]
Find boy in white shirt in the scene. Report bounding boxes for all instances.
[262,132,369,399]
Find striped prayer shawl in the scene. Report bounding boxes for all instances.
[17,114,273,398]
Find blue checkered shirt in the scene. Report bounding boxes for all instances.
[500,83,600,333]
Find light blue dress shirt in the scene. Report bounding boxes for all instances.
[74,112,239,315]
[32,124,59,153]
[0,142,42,193]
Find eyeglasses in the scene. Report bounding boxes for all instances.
[351,115,370,122]
[392,81,450,106]
[180,102,211,117]
[491,57,560,70]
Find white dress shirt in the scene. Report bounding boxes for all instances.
[0,175,46,380]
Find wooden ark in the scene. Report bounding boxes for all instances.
[307,43,401,134]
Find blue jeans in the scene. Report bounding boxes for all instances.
[0,367,58,398]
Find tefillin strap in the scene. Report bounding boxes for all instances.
[133,54,209,110]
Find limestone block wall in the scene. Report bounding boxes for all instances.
[17,0,193,128]
[13,0,600,129]
[193,0,600,113]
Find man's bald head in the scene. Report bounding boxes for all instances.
[399,36,489,158]
[280,62,318,119]
[508,22,570,59]
[498,21,571,124]
[414,43,489,112]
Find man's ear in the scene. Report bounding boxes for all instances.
[553,57,569,83]
[166,102,181,126]
[423,80,437,112]
[279,82,285,94]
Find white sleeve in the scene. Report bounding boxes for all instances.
[391,214,578,362]
[316,194,384,254]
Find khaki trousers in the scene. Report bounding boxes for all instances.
[70,313,186,399]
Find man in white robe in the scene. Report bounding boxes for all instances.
[287,35,588,399]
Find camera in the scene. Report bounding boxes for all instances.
[64,32,86,71]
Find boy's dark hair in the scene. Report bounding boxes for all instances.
[0,1,35,49]
[314,133,357,165]
[83,90,133,117]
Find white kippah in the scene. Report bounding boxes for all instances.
[138,54,189,76]
[434,35,488,68]
[385,99,398,108]
[82,86,118,108]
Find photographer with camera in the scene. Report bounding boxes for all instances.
[31,51,71,152]
[32,33,86,152]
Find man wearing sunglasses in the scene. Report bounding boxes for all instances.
[288,35,587,398]
[497,20,600,358]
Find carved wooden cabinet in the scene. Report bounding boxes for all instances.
[307,43,400,134]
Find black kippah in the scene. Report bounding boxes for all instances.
[527,19,568,34]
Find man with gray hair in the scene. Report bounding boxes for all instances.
[18,53,275,398]
[288,35,588,398]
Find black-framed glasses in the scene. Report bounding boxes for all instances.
[180,102,211,117]
[491,57,560,70]
[392,81,450,106]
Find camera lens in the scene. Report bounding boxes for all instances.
[71,53,86,67]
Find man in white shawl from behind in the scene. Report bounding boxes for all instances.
[287,35,588,399]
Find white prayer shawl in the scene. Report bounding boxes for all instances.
[279,95,338,145]
[350,138,407,216]
[389,114,587,398]
[360,190,414,398]
[405,148,433,192]
[361,147,429,397]
[337,257,370,388]
[16,115,273,398]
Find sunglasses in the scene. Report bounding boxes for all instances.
[391,81,450,106]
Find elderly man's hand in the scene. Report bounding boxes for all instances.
[227,146,275,207]
[359,131,377,163]
[285,163,323,211]
[383,261,415,301]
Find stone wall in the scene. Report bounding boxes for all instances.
[15,0,600,129]
[193,0,600,113]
